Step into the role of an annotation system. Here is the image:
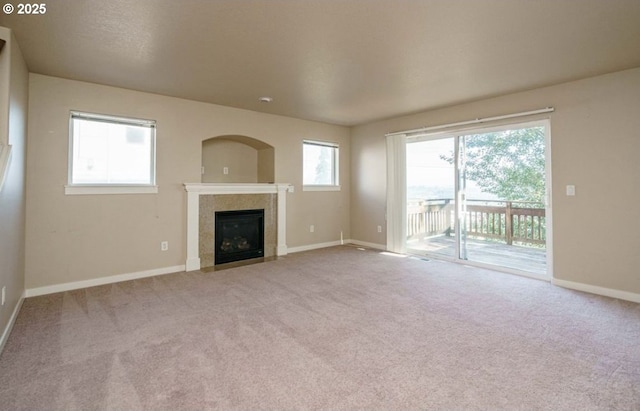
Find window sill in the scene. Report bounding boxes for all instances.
[302,185,341,192]
[64,185,159,195]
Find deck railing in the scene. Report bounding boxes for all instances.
[407,198,546,246]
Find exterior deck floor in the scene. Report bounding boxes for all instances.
[407,235,547,276]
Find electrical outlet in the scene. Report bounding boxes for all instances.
[566,185,576,196]
[377,225,382,233]
[161,241,169,251]
[223,167,229,175]
[310,225,315,233]
[1,286,5,306]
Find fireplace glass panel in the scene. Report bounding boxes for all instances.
[215,209,265,265]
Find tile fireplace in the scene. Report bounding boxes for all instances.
[184,183,293,271]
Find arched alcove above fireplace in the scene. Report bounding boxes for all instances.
[201,135,275,183]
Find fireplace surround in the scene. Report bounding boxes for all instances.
[184,183,293,271]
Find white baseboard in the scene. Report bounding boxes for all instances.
[0,290,25,355]
[287,239,387,254]
[185,257,201,272]
[25,265,186,298]
[287,240,345,254]
[348,240,387,251]
[552,279,640,304]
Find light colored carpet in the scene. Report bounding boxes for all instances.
[1,245,639,410]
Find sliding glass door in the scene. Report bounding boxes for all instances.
[406,121,550,277]
[406,137,457,258]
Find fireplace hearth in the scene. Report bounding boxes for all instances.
[215,209,265,265]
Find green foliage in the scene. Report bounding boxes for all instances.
[441,127,546,202]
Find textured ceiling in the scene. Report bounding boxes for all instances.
[2,0,640,126]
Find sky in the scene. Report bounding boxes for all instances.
[406,137,494,200]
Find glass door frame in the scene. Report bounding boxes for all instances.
[389,119,553,281]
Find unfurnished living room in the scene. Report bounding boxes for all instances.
[1,1,639,410]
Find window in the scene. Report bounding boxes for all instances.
[303,140,339,191]
[0,142,11,194]
[66,111,157,195]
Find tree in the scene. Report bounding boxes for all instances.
[314,146,332,184]
[441,127,546,203]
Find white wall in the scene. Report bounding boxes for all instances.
[26,74,350,289]
[351,68,640,296]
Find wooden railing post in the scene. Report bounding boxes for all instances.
[505,201,513,245]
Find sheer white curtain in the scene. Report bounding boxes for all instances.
[385,134,406,254]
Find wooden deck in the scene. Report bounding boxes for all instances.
[407,235,547,275]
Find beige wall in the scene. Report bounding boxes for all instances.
[0,28,28,340]
[26,74,350,289]
[202,136,276,183]
[351,67,640,295]
[202,139,258,183]
[23,57,639,297]
[257,147,275,183]
[0,32,8,139]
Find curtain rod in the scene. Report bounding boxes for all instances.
[385,107,555,137]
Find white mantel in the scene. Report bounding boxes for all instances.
[184,183,293,271]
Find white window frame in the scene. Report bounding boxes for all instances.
[302,140,340,191]
[65,111,158,195]
[0,142,11,194]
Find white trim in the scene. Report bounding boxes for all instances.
[386,107,554,137]
[303,140,339,187]
[543,119,554,280]
[454,137,462,259]
[183,183,293,271]
[68,111,157,188]
[406,118,552,143]
[349,240,387,250]
[185,189,201,271]
[302,140,339,149]
[184,183,293,195]
[65,185,158,195]
[276,185,289,257]
[287,240,345,254]
[185,257,201,272]
[302,185,341,192]
[552,279,640,304]
[386,134,407,254]
[0,290,25,355]
[25,265,185,297]
[0,143,11,193]
[70,111,156,127]
[287,240,387,254]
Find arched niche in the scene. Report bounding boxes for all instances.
[201,135,275,183]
